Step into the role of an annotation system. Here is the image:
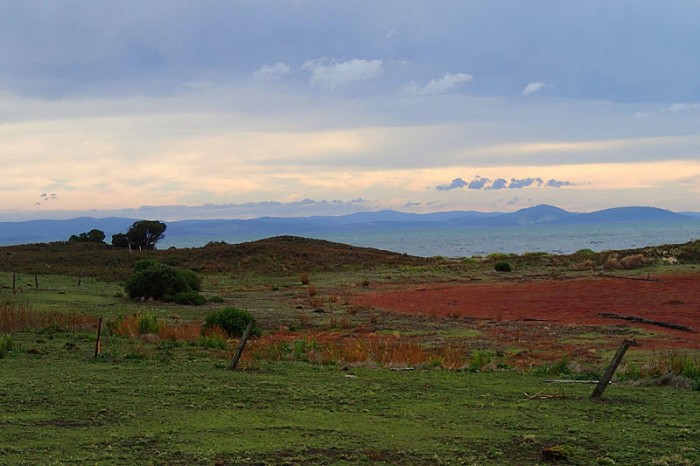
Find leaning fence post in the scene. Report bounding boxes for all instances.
[591,338,638,399]
[94,317,103,358]
[229,319,256,370]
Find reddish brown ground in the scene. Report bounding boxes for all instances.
[352,273,700,350]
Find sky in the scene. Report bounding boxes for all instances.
[1,0,699,221]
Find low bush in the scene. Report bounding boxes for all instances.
[203,307,261,338]
[125,260,203,303]
[603,256,622,270]
[173,291,207,305]
[620,254,648,269]
[494,261,512,272]
[573,259,597,271]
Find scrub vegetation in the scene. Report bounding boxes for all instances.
[1,236,700,464]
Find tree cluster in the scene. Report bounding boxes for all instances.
[68,229,106,244]
[111,220,167,250]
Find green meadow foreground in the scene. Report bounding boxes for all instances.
[1,238,700,465]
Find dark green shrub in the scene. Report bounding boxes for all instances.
[177,268,202,291]
[203,307,261,338]
[133,259,162,272]
[494,261,512,272]
[173,291,207,305]
[125,260,202,301]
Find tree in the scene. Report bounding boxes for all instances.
[126,220,167,251]
[111,233,130,248]
[68,229,106,243]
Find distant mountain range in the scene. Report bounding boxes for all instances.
[0,204,697,247]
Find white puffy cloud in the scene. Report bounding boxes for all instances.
[405,73,473,96]
[253,63,292,81]
[302,58,383,89]
[521,82,550,97]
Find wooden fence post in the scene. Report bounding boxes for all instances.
[94,317,103,358]
[591,339,638,399]
[12,272,16,295]
[229,319,256,370]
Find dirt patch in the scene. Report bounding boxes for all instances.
[352,274,700,349]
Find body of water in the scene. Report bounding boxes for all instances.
[162,221,700,258]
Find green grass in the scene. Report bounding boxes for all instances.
[1,335,699,465]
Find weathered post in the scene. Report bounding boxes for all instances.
[94,317,103,358]
[12,272,16,295]
[34,273,39,290]
[229,319,256,370]
[591,339,638,399]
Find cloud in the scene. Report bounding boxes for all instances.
[253,62,292,81]
[508,177,543,189]
[468,176,490,189]
[664,103,700,113]
[488,179,508,190]
[302,58,382,89]
[436,177,468,191]
[545,179,575,188]
[437,176,574,191]
[405,73,473,96]
[521,82,551,97]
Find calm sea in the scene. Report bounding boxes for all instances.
[162,221,700,258]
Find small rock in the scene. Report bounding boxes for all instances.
[313,308,326,313]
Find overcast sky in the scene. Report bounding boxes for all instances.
[1,1,699,221]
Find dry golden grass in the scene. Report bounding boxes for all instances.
[0,302,98,333]
[230,331,472,369]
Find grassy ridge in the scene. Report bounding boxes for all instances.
[0,236,434,281]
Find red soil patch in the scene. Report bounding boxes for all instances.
[352,274,700,350]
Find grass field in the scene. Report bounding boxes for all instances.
[2,341,699,465]
[1,238,700,464]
